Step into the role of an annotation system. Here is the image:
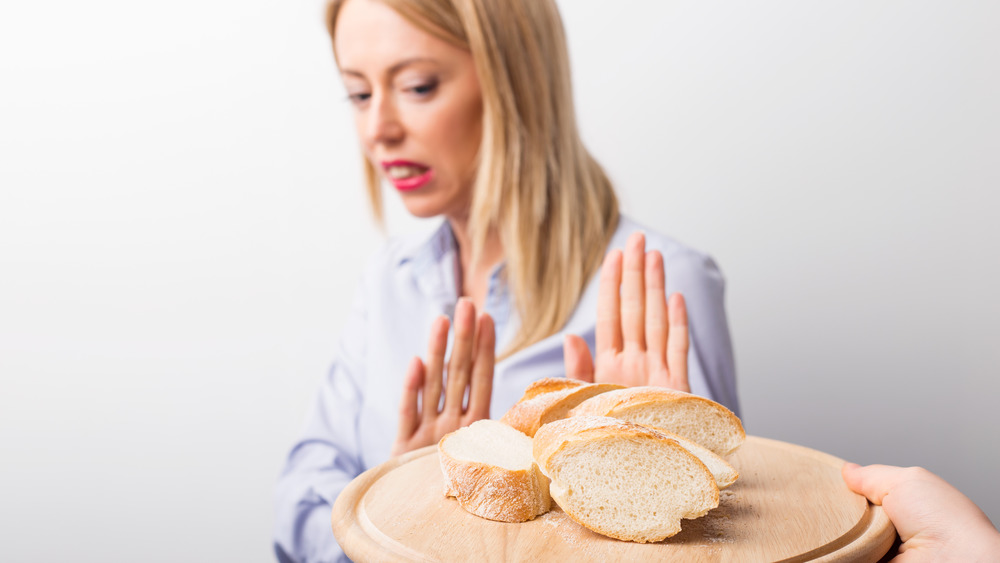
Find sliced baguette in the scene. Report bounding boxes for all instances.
[655,430,739,489]
[570,387,745,457]
[501,378,623,437]
[438,419,551,523]
[533,415,719,542]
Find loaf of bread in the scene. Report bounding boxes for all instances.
[570,387,745,457]
[533,415,720,542]
[500,378,623,437]
[438,419,551,523]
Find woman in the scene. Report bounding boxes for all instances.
[274,0,738,561]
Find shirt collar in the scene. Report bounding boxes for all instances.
[398,220,455,271]
[397,221,459,301]
[398,220,509,303]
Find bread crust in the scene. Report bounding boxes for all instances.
[501,378,623,437]
[520,377,585,400]
[569,386,746,456]
[533,416,720,542]
[439,430,551,523]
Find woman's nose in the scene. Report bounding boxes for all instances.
[363,93,404,147]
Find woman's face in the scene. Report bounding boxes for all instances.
[334,0,483,221]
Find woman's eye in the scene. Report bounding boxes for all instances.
[408,82,438,96]
[347,92,371,105]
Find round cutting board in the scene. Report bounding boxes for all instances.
[332,436,896,562]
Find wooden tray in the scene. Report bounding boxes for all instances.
[333,436,896,562]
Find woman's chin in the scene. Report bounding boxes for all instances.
[396,192,459,220]
[393,185,469,221]
[398,200,445,219]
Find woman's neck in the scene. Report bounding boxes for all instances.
[447,216,504,311]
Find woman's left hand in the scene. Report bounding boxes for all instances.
[564,232,690,391]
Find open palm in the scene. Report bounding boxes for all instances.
[564,232,690,391]
[391,298,496,456]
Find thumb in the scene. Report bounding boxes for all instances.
[842,462,901,505]
[564,334,595,383]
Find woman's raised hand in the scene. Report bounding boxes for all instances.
[564,232,690,391]
[391,298,496,456]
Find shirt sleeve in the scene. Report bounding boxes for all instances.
[665,249,741,417]
[273,277,368,563]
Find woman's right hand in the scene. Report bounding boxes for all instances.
[391,298,496,457]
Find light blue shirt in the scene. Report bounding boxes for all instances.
[273,216,739,562]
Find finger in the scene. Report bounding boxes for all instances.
[444,298,476,415]
[466,313,495,420]
[396,357,424,443]
[621,232,646,350]
[841,463,905,505]
[645,250,668,367]
[422,315,450,422]
[666,292,690,391]
[563,334,595,383]
[596,249,623,354]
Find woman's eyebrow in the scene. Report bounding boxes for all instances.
[340,57,440,79]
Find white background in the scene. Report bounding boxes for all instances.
[1,0,997,561]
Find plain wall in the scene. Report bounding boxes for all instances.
[1,0,996,561]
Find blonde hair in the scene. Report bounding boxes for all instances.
[326,0,620,358]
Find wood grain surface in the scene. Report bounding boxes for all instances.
[332,436,896,562]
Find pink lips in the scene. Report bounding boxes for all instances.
[382,160,434,192]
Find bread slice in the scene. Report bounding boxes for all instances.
[438,419,551,523]
[655,430,738,489]
[533,416,719,542]
[570,387,745,457]
[501,378,623,437]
